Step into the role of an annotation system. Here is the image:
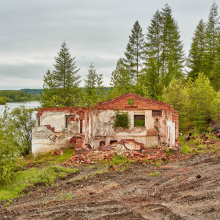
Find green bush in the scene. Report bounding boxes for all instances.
[0,108,19,184]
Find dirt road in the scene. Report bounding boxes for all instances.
[1,154,220,220]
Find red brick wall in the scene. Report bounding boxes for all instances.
[95,93,173,111]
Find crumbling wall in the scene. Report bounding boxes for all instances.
[39,111,67,132]
[91,107,176,148]
[32,126,70,155]
[33,107,89,154]
[32,93,179,154]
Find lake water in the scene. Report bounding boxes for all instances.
[0,101,41,112]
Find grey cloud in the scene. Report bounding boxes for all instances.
[0,0,217,89]
[0,63,50,80]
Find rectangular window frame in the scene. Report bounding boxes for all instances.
[134,114,145,127]
[152,110,162,117]
[65,115,74,128]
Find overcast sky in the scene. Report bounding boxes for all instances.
[0,0,217,89]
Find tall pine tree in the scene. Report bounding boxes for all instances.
[160,4,185,86]
[144,4,184,97]
[205,2,220,76]
[110,58,133,96]
[144,10,162,99]
[123,21,145,81]
[188,19,206,79]
[83,63,104,106]
[145,10,162,78]
[41,42,81,107]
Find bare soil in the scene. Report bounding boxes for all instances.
[1,154,220,220]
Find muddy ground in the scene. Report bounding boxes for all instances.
[1,154,220,220]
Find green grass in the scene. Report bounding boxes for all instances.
[108,154,131,166]
[164,148,170,156]
[156,161,161,167]
[17,148,75,168]
[149,171,160,177]
[0,165,79,201]
[180,143,190,154]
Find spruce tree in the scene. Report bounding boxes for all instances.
[83,63,104,106]
[211,53,220,90]
[205,2,220,76]
[144,4,184,96]
[41,42,81,107]
[144,55,161,99]
[144,10,162,99]
[123,21,145,81]
[160,4,185,86]
[110,58,133,95]
[188,19,206,79]
[145,10,162,78]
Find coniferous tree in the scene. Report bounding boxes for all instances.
[211,53,220,90]
[144,55,161,99]
[144,5,184,97]
[145,10,162,78]
[188,19,206,79]
[123,21,145,81]
[160,4,185,86]
[205,2,220,76]
[110,58,133,95]
[144,10,162,99]
[83,63,104,106]
[41,42,81,107]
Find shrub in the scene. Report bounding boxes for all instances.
[0,108,19,184]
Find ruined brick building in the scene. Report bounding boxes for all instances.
[32,93,179,154]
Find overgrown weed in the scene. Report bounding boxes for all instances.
[181,143,190,154]
[16,148,75,168]
[0,165,79,201]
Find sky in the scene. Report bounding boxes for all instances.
[0,0,217,89]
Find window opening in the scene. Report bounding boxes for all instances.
[110,140,117,145]
[134,115,145,127]
[80,120,83,133]
[65,116,68,128]
[100,141,105,148]
[65,115,74,128]
[152,110,162,117]
[114,111,130,129]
